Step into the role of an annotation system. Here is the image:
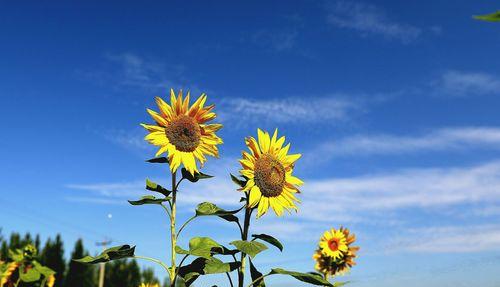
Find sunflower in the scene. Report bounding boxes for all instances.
[0,262,19,287]
[319,228,348,260]
[141,89,223,175]
[314,227,359,277]
[138,284,160,287]
[46,274,56,287]
[239,129,303,217]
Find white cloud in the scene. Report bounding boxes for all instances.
[391,225,500,253]
[326,1,421,43]
[308,126,500,161]
[217,96,361,125]
[435,70,500,97]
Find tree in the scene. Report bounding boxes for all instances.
[141,267,160,285]
[104,259,141,287]
[64,239,95,287]
[41,234,66,287]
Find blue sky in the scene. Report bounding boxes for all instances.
[1,0,500,286]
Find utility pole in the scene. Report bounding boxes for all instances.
[96,239,112,287]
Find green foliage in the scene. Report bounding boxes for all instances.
[74,245,135,264]
[181,168,213,182]
[194,202,240,223]
[175,237,222,259]
[268,268,333,286]
[141,267,160,285]
[147,157,169,163]
[64,239,95,287]
[146,178,172,197]
[177,257,240,286]
[230,173,247,188]
[251,234,283,252]
[41,234,66,287]
[249,259,265,287]
[230,240,268,258]
[103,259,142,287]
[474,10,500,22]
[128,195,171,205]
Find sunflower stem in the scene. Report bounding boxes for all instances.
[170,170,178,286]
[238,193,252,287]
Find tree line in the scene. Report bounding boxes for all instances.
[0,230,166,287]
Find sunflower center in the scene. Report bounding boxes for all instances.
[164,115,201,152]
[254,154,286,197]
[328,238,339,252]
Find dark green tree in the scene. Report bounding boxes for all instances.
[64,239,95,287]
[141,267,160,285]
[104,259,141,287]
[41,234,66,287]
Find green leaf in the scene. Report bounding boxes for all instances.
[146,157,169,163]
[181,168,213,182]
[146,178,171,197]
[474,11,500,22]
[176,237,222,259]
[128,195,170,205]
[269,268,332,286]
[251,234,283,252]
[19,267,41,282]
[230,240,267,258]
[178,257,240,276]
[249,259,266,287]
[230,173,247,188]
[195,202,241,223]
[33,261,55,277]
[74,245,135,264]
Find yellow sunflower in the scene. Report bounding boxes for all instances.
[138,284,160,287]
[239,129,303,217]
[313,227,359,277]
[141,89,223,175]
[319,228,348,260]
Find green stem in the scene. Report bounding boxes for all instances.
[173,254,190,281]
[238,193,252,287]
[177,215,196,237]
[170,171,178,286]
[134,255,170,273]
[226,272,235,287]
[246,274,270,287]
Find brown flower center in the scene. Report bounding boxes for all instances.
[328,238,339,252]
[164,115,201,152]
[254,154,286,197]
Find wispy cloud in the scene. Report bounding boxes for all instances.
[217,96,363,126]
[434,70,500,97]
[326,1,421,43]
[66,155,500,252]
[309,126,500,161]
[391,225,500,253]
[80,52,194,93]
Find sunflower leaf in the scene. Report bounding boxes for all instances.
[249,259,266,287]
[230,173,247,188]
[19,267,41,282]
[251,234,283,252]
[474,11,500,22]
[230,240,267,258]
[128,195,170,205]
[145,178,172,197]
[74,245,135,264]
[268,268,333,286]
[146,157,169,163]
[178,257,240,281]
[181,168,213,182]
[175,237,222,259]
[195,202,241,223]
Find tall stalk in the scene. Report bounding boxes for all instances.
[170,171,178,285]
[238,194,252,287]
